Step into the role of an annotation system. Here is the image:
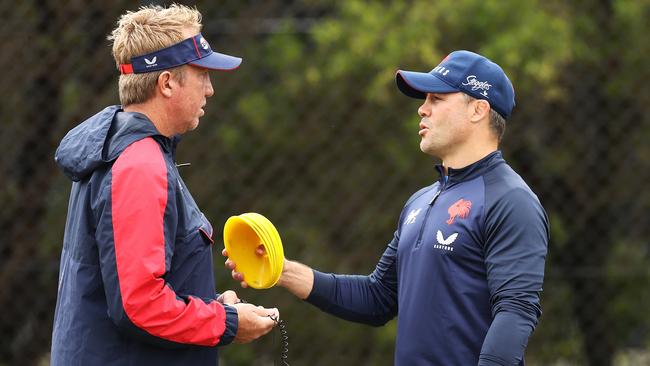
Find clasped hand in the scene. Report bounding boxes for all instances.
[217,289,279,344]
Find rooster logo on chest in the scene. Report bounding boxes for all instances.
[446,199,472,225]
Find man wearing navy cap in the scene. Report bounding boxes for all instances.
[226,50,549,365]
[51,5,277,365]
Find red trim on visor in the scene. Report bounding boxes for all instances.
[119,64,134,74]
[111,138,227,346]
[191,37,201,58]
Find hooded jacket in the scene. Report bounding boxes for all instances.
[307,151,548,366]
[51,106,237,366]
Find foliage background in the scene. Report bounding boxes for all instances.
[1,0,649,365]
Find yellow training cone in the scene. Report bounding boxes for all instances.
[223,213,284,289]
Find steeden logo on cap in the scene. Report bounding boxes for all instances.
[461,75,492,98]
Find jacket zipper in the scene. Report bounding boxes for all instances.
[414,187,443,249]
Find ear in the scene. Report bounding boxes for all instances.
[158,71,174,98]
[469,99,490,123]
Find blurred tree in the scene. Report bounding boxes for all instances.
[0,1,68,363]
[537,1,650,364]
[0,1,126,364]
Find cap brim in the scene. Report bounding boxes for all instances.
[189,51,242,71]
[396,70,458,99]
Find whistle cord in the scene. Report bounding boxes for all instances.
[269,314,289,366]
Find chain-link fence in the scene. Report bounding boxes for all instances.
[1,1,649,365]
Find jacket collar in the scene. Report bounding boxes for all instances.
[435,150,504,186]
[55,105,184,182]
[112,111,181,156]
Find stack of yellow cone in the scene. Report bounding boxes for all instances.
[223,213,284,289]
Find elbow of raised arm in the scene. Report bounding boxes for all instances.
[367,313,396,327]
[336,307,397,327]
[491,294,542,328]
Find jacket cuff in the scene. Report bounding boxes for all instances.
[219,304,238,346]
[305,270,336,307]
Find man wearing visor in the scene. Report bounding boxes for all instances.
[51,5,277,365]
[226,50,549,365]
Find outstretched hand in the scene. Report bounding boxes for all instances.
[224,247,315,300]
[222,247,265,288]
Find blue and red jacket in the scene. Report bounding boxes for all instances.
[51,106,237,365]
[307,151,549,365]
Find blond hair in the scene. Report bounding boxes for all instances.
[108,4,203,106]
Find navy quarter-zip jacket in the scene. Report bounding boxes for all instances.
[307,151,549,366]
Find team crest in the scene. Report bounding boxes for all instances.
[446,199,472,225]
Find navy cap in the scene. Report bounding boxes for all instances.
[396,50,515,119]
[119,33,241,74]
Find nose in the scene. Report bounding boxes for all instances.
[205,75,214,97]
[418,100,430,118]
